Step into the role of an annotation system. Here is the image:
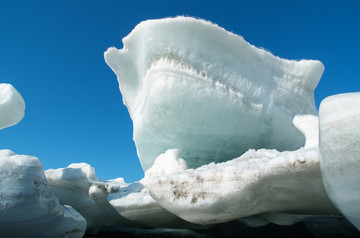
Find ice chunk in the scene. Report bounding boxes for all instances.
[293,114,319,149]
[146,147,338,225]
[45,163,137,234]
[107,177,207,229]
[105,17,324,171]
[0,84,25,130]
[145,149,188,178]
[319,92,360,230]
[0,150,86,238]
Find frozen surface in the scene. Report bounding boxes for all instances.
[107,177,207,229]
[45,163,137,234]
[319,92,360,230]
[0,150,86,238]
[0,83,25,130]
[105,17,324,171]
[293,114,319,149]
[147,147,337,225]
[145,149,188,178]
[146,117,338,225]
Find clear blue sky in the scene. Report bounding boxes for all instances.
[1,0,359,182]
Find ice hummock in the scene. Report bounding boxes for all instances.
[0,150,86,238]
[45,163,139,233]
[319,92,360,230]
[0,83,25,130]
[105,16,324,171]
[145,116,339,225]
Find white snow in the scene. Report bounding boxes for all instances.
[45,163,136,234]
[0,83,25,130]
[105,16,324,171]
[319,92,360,230]
[0,150,86,238]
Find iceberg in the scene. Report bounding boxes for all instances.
[0,83,25,130]
[0,150,86,238]
[146,115,339,225]
[105,17,324,171]
[319,92,360,230]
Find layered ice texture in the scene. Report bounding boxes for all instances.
[0,83,25,129]
[105,17,324,171]
[0,150,86,238]
[319,92,360,230]
[146,115,338,225]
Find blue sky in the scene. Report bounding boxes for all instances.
[1,0,359,182]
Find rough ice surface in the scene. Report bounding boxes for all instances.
[146,116,339,225]
[45,163,137,234]
[145,149,188,178]
[107,177,208,229]
[319,92,360,230]
[0,150,86,238]
[0,83,25,130]
[105,16,324,171]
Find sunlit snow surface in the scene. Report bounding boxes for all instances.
[105,16,324,171]
[319,92,360,230]
[0,83,25,130]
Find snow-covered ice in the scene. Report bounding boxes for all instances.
[0,150,86,238]
[45,163,137,233]
[145,149,188,178]
[0,83,25,130]
[105,16,324,171]
[107,177,209,229]
[319,92,360,230]
[146,115,339,225]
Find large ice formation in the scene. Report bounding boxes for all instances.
[45,163,138,233]
[107,177,207,229]
[0,83,25,129]
[0,150,86,238]
[319,92,360,230]
[105,17,324,171]
[146,115,339,225]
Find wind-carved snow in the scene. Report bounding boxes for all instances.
[319,93,360,230]
[0,83,25,130]
[0,150,86,238]
[105,16,324,171]
[146,115,339,225]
